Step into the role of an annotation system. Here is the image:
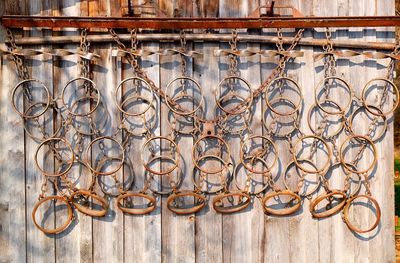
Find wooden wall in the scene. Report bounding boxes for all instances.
[0,0,396,262]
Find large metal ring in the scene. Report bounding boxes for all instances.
[215,76,253,115]
[35,137,74,177]
[361,78,399,117]
[70,190,108,217]
[61,77,100,116]
[292,135,332,174]
[116,192,156,215]
[32,195,73,234]
[342,194,381,233]
[283,158,321,197]
[307,99,344,139]
[212,192,251,214]
[263,97,300,138]
[240,135,278,174]
[192,135,232,175]
[348,105,387,142]
[11,79,51,119]
[165,77,204,116]
[167,191,207,215]
[141,136,180,176]
[339,135,377,175]
[314,76,353,115]
[234,156,270,195]
[265,76,302,116]
[85,136,125,176]
[115,77,154,116]
[261,190,302,216]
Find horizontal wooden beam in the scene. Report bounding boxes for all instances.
[2,15,400,29]
[7,33,396,50]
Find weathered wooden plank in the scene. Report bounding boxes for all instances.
[123,28,162,262]
[0,2,26,261]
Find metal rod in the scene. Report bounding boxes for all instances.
[2,15,400,29]
[8,33,396,50]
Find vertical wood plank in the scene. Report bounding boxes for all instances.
[0,2,26,262]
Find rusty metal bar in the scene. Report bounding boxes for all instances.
[7,33,397,50]
[1,15,400,29]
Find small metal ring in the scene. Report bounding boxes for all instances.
[265,76,303,116]
[165,77,204,116]
[32,195,73,234]
[11,78,51,119]
[339,135,377,175]
[314,76,353,115]
[85,136,125,176]
[261,190,302,216]
[215,76,253,115]
[342,194,381,233]
[70,190,108,217]
[240,135,278,174]
[115,76,154,116]
[292,135,332,174]
[61,77,100,116]
[35,137,75,177]
[361,77,399,117]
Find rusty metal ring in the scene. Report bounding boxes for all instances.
[339,135,377,175]
[146,155,183,195]
[216,92,252,116]
[361,77,399,117]
[342,194,381,233]
[293,135,332,174]
[61,77,100,116]
[217,107,251,135]
[97,156,135,197]
[261,190,302,216]
[165,76,204,116]
[265,76,303,116]
[141,136,180,176]
[70,189,108,217]
[167,93,202,135]
[191,154,232,194]
[307,99,344,139]
[262,97,300,138]
[116,192,156,215]
[309,190,347,218]
[348,105,387,143]
[192,135,232,175]
[323,162,362,198]
[32,195,73,234]
[35,137,75,177]
[85,136,125,176]
[115,76,154,116]
[11,78,51,119]
[118,95,157,136]
[212,192,251,214]
[69,95,103,136]
[314,76,353,115]
[215,76,253,115]
[23,102,62,142]
[167,191,206,215]
[234,156,270,195]
[240,135,278,174]
[283,158,321,197]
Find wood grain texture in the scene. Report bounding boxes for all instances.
[0,1,396,262]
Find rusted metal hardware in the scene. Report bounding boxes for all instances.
[5,33,397,51]
[2,15,400,29]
